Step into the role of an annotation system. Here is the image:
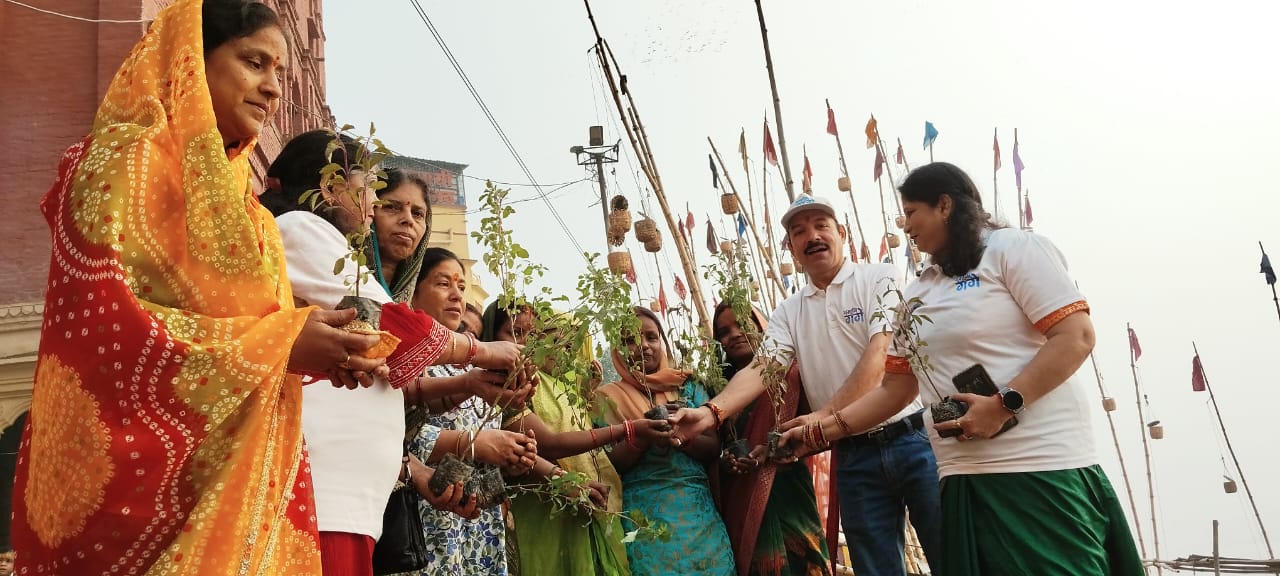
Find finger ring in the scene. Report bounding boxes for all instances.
[339,353,351,368]
[961,434,973,440]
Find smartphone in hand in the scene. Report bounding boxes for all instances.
[951,364,1018,438]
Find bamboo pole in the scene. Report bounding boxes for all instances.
[1195,342,1274,559]
[874,173,895,265]
[753,0,796,202]
[993,127,1001,222]
[1015,128,1025,230]
[1129,323,1163,575]
[761,149,785,295]
[1213,520,1221,576]
[709,137,787,302]
[827,99,869,262]
[897,137,912,173]
[583,3,711,334]
[1089,348,1149,561]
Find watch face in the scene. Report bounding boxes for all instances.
[1002,388,1025,411]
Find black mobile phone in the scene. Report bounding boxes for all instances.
[951,364,1018,438]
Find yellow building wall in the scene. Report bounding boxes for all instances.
[427,205,489,309]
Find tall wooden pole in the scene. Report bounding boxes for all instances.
[828,99,868,261]
[1015,128,1025,230]
[753,0,796,202]
[1089,349,1149,561]
[1129,322,1163,575]
[584,1,711,335]
[709,138,787,302]
[1213,520,1221,576]
[1195,342,1274,558]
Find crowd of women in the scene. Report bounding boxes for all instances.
[11,0,1145,575]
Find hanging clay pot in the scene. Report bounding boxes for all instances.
[634,217,659,244]
[719,240,733,254]
[1102,397,1117,412]
[838,176,852,192]
[766,268,776,280]
[649,300,662,313]
[1224,477,1238,494]
[886,233,901,249]
[607,251,632,276]
[720,193,740,215]
[1147,421,1164,440]
[780,262,795,276]
[643,237,662,253]
[895,215,906,229]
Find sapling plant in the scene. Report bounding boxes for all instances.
[870,284,966,435]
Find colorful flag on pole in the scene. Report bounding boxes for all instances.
[706,220,719,254]
[737,214,748,238]
[802,150,813,194]
[826,105,839,136]
[878,236,888,262]
[782,274,791,291]
[674,275,687,300]
[895,138,906,165]
[678,219,687,243]
[1024,193,1034,226]
[873,146,885,181]
[1013,132,1026,189]
[709,154,720,189]
[624,257,637,284]
[993,129,1002,172]
[1262,245,1276,286]
[861,242,871,263]
[686,206,696,234]
[1128,326,1142,361]
[739,128,749,172]
[658,284,669,317]
[864,116,878,149]
[923,121,939,150]
[763,120,780,167]
[1192,354,1206,392]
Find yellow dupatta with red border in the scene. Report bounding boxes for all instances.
[11,0,320,573]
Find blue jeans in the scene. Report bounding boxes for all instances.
[835,415,942,576]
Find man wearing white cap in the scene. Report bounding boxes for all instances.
[673,193,941,575]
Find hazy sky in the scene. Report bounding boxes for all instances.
[324,0,1280,563]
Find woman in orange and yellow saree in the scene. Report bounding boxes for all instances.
[10,0,389,573]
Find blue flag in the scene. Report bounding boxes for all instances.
[1262,249,1276,286]
[737,214,747,238]
[782,275,791,291]
[923,121,939,150]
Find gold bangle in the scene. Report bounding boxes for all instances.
[832,411,853,436]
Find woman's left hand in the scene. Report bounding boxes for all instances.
[935,392,1014,441]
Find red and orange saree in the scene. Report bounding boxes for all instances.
[12,1,321,573]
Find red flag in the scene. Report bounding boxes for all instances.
[848,236,858,263]
[1127,326,1142,361]
[826,105,839,136]
[624,262,637,284]
[659,284,669,316]
[686,207,696,232]
[878,235,888,262]
[674,275,687,300]
[1191,354,1206,392]
[993,128,1002,172]
[1024,193,1034,225]
[864,116,878,149]
[763,121,780,167]
[873,146,885,181]
[802,151,813,194]
[895,139,906,165]
[678,220,687,243]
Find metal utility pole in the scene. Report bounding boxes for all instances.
[571,125,620,245]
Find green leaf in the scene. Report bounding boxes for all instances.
[333,258,345,275]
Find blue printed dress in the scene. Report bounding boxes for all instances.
[399,364,507,576]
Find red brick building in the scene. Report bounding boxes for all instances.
[0,0,331,548]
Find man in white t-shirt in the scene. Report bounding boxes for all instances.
[673,194,941,576]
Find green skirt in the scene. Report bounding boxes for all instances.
[941,465,1145,576]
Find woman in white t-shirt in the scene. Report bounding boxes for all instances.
[782,162,1142,575]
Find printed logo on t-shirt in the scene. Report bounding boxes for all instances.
[842,307,864,323]
[954,273,981,292]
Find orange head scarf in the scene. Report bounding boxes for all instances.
[12,0,320,573]
[596,307,692,423]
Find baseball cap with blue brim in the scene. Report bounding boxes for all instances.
[780,193,837,229]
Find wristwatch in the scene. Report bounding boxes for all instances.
[998,386,1025,414]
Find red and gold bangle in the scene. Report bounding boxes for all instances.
[624,420,638,449]
[589,427,600,447]
[702,401,725,428]
[464,333,478,366]
[814,422,829,448]
[832,411,853,436]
